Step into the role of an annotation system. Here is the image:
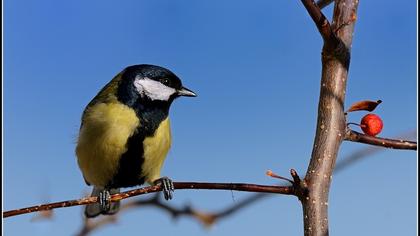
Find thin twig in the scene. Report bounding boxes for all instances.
[3,182,294,218]
[337,130,417,172]
[76,214,118,236]
[317,0,334,9]
[345,129,417,150]
[76,193,270,236]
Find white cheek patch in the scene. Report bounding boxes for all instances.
[134,78,176,101]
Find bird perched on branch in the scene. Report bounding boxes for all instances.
[76,64,196,217]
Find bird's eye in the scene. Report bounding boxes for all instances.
[160,78,170,86]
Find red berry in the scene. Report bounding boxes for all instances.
[360,114,383,136]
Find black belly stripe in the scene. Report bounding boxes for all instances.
[107,128,146,188]
[106,107,169,189]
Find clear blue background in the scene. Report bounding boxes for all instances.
[3,0,417,235]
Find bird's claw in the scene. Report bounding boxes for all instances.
[99,190,111,212]
[155,177,174,200]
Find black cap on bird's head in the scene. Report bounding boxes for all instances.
[117,64,196,107]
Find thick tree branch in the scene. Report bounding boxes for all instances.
[3,182,294,218]
[299,0,360,235]
[344,129,417,150]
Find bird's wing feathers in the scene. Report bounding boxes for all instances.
[80,71,124,128]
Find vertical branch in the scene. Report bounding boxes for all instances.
[300,0,359,236]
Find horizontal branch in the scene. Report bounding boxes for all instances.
[345,129,417,150]
[3,182,294,218]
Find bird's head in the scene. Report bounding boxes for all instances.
[117,64,196,108]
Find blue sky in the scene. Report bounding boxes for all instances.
[3,0,417,235]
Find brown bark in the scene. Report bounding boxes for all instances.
[345,129,417,150]
[3,182,294,218]
[299,0,359,235]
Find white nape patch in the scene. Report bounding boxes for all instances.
[134,77,176,101]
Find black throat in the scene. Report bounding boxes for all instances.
[117,75,172,135]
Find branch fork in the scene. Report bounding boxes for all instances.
[266,169,307,201]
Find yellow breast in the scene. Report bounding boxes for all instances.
[76,102,140,187]
[141,117,172,184]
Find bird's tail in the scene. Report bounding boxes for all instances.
[85,187,120,218]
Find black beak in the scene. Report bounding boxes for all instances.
[177,86,197,97]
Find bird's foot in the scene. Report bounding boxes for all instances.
[99,189,111,212]
[154,177,174,200]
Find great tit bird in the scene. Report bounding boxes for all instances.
[76,64,196,218]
